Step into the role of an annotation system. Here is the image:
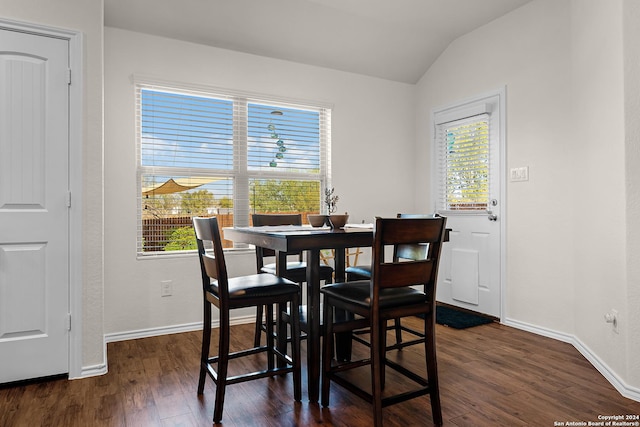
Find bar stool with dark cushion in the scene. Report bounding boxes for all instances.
[321,216,447,427]
[193,216,301,424]
[345,213,437,349]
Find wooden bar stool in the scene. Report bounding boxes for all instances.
[193,216,301,423]
[321,216,447,427]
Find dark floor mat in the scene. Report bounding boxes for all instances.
[435,305,494,329]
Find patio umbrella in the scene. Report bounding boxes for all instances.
[142,177,216,196]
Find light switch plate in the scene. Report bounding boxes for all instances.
[510,166,529,182]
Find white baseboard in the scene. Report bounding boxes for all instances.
[103,314,256,343]
[503,317,640,403]
[104,321,202,343]
[75,315,256,379]
[77,363,108,379]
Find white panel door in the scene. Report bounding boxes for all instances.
[438,214,501,316]
[433,91,503,318]
[0,28,70,383]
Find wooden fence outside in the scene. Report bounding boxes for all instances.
[142,212,315,252]
[142,214,235,251]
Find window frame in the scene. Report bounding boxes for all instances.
[135,78,332,256]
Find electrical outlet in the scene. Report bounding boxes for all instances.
[161,280,173,297]
[604,309,619,334]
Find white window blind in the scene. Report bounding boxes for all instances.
[435,115,490,211]
[140,88,234,170]
[136,82,331,255]
[247,103,323,173]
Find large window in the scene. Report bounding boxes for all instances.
[136,82,331,255]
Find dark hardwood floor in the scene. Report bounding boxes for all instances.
[1,318,639,426]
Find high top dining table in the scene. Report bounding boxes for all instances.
[223,224,373,402]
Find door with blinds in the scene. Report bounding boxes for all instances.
[432,90,504,318]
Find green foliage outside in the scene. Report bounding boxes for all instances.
[218,196,233,209]
[181,190,215,215]
[250,179,320,213]
[160,179,320,251]
[144,193,179,216]
[164,226,197,251]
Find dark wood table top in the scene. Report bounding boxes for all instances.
[223,224,374,252]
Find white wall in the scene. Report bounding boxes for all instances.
[0,0,105,373]
[624,0,640,389]
[416,0,575,328]
[416,0,637,396]
[570,0,628,387]
[103,28,415,335]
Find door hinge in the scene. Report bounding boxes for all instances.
[67,191,72,208]
[67,313,72,331]
[67,69,72,85]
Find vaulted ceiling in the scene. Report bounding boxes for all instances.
[104,0,533,84]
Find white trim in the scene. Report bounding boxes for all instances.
[103,315,255,343]
[131,74,335,110]
[80,363,107,379]
[0,18,77,39]
[0,18,84,381]
[67,27,84,383]
[498,86,507,324]
[98,314,262,378]
[433,103,491,125]
[503,317,575,344]
[503,317,640,403]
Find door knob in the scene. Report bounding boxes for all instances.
[488,200,498,221]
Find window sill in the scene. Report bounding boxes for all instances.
[136,247,254,260]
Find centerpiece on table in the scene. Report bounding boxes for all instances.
[306,187,348,228]
[325,187,348,229]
